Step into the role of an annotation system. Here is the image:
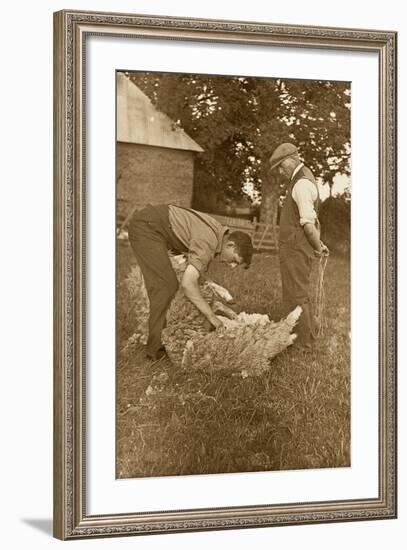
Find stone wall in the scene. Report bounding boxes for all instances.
[117,142,195,223]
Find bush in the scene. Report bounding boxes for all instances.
[319,195,350,256]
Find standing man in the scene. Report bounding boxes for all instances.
[128,204,254,360]
[269,143,328,349]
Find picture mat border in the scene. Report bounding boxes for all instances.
[88,37,374,512]
[53,10,397,540]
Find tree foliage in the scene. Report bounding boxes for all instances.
[128,72,350,219]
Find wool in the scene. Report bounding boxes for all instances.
[180,307,301,377]
[162,278,237,368]
[124,254,300,376]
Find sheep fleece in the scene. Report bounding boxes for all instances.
[124,260,301,376]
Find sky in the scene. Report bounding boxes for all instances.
[244,172,350,204]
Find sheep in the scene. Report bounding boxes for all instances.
[179,308,301,377]
[162,263,239,369]
[123,254,300,376]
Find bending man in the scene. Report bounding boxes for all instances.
[128,204,254,360]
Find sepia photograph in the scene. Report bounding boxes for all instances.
[53,9,396,539]
[116,70,351,479]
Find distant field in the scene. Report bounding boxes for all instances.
[116,241,350,478]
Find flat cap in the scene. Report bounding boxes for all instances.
[269,143,298,171]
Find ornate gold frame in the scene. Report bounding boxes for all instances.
[53,9,397,540]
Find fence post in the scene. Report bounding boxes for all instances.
[257,224,270,251]
[251,217,257,239]
[272,220,278,250]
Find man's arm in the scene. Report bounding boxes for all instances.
[303,224,329,256]
[303,223,322,254]
[293,179,328,256]
[181,265,223,329]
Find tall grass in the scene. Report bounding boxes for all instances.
[117,242,350,478]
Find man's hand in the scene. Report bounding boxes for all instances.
[209,316,224,330]
[314,241,330,258]
[320,242,330,256]
[181,265,225,329]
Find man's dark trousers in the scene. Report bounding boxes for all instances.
[128,205,186,358]
[278,165,319,346]
[279,246,316,346]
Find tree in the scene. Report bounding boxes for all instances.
[128,72,350,224]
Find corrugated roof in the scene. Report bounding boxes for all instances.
[117,73,204,153]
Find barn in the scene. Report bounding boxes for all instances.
[116,72,204,225]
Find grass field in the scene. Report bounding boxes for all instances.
[117,241,350,478]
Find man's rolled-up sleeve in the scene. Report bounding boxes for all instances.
[187,234,218,274]
[292,179,318,226]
